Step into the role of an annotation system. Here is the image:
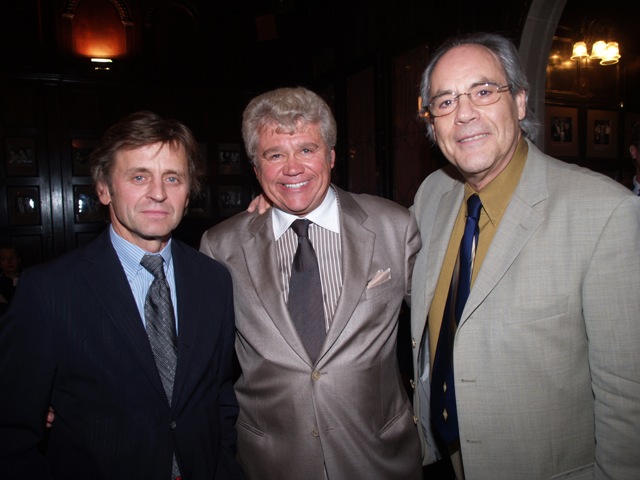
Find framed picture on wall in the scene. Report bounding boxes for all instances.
[7,186,41,226]
[4,137,38,176]
[73,185,104,223]
[545,106,578,157]
[218,143,242,175]
[188,187,212,218]
[587,110,618,159]
[218,185,243,216]
[71,138,99,176]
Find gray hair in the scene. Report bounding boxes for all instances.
[419,32,538,143]
[242,87,337,166]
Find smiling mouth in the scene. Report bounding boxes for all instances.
[459,133,489,143]
[284,180,309,189]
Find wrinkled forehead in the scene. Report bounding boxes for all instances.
[431,44,505,94]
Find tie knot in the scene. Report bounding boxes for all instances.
[141,254,165,280]
[290,219,311,238]
[466,194,482,221]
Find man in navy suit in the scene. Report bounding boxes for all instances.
[0,111,243,480]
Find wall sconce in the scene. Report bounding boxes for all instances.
[90,58,113,71]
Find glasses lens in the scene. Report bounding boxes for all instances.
[428,94,457,117]
[469,84,501,106]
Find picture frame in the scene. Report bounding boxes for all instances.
[586,110,618,159]
[545,106,578,157]
[218,185,243,217]
[4,137,38,176]
[7,186,41,226]
[71,138,99,176]
[218,143,242,175]
[73,185,104,223]
[188,187,212,218]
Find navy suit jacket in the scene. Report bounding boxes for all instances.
[0,230,243,480]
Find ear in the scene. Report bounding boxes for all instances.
[515,89,527,121]
[329,147,336,169]
[630,145,638,161]
[96,181,111,206]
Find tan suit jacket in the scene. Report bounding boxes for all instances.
[201,185,422,480]
[411,140,640,479]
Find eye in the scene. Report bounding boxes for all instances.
[166,176,179,183]
[133,175,146,182]
[437,96,455,111]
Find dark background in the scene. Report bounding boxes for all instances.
[1,0,639,267]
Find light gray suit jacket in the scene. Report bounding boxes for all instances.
[200,185,422,480]
[411,140,640,479]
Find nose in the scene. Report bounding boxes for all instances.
[283,154,304,176]
[148,178,167,201]
[454,93,478,123]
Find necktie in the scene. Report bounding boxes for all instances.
[140,255,180,479]
[431,194,483,452]
[141,254,178,404]
[288,219,326,362]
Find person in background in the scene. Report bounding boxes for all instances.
[0,111,243,480]
[410,32,640,479]
[0,246,21,316]
[629,120,640,195]
[200,87,422,480]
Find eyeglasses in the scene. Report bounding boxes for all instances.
[427,83,512,118]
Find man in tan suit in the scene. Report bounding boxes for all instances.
[411,32,640,479]
[200,87,422,479]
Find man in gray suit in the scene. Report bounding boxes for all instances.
[200,87,422,479]
[411,32,640,479]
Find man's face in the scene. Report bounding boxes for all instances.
[0,248,20,276]
[429,44,527,191]
[253,121,335,216]
[96,142,190,253]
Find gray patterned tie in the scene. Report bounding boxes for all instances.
[140,254,180,480]
[288,219,326,362]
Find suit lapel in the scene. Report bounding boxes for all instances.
[171,241,200,410]
[321,189,375,357]
[424,185,465,313]
[80,231,167,402]
[243,213,311,360]
[460,143,547,326]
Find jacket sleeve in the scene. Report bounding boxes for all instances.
[583,195,640,479]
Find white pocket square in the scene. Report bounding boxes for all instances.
[367,268,391,289]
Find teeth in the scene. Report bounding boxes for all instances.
[460,134,487,143]
[285,181,308,189]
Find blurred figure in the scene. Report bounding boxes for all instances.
[630,120,640,195]
[0,246,21,315]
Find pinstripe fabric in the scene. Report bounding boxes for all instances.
[276,222,342,330]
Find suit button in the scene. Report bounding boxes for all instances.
[311,370,321,381]
[311,426,319,437]
[409,379,415,389]
[170,421,177,430]
[411,337,417,348]
[413,415,418,425]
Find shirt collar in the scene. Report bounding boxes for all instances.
[109,225,173,279]
[272,186,340,240]
[466,137,528,226]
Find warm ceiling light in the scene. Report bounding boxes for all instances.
[599,42,620,65]
[589,40,608,59]
[90,58,113,71]
[570,41,589,60]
